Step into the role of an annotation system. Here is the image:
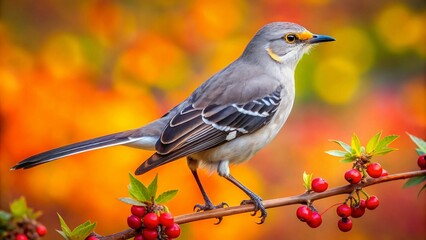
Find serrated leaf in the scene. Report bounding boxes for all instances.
[72,221,96,240]
[148,174,158,199]
[302,171,313,190]
[366,131,382,153]
[374,147,398,155]
[118,197,146,206]
[155,190,178,204]
[407,133,426,155]
[351,134,362,156]
[403,175,426,188]
[375,135,399,153]
[325,150,347,157]
[329,140,353,153]
[57,213,72,237]
[340,157,355,163]
[128,173,150,202]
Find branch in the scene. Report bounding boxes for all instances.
[98,170,426,240]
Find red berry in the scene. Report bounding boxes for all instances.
[296,206,312,222]
[36,224,47,237]
[143,212,159,229]
[131,205,147,218]
[367,163,383,178]
[133,234,144,240]
[15,234,28,240]
[159,212,174,228]
[127,215,142,229]
[165,223,181,238]
[380,169,389,177]
[359,199,366,208]
[338,217,353,232]
[336,203,352,218]
[350,206,365,218]
[86,236,99,240]
[142,228,158,240]
[418,154,426,170]
[311,177,328,193]
[366,195,380,210]
[344,169,362,184]
[307,211,322,228]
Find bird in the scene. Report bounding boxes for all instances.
[12,22,334,224]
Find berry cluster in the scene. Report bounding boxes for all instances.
[344,161,387,185]
[296,176,328,228]
[2,219,47,240]
[127,205,181,240]
[335,195,380,232]
[296,205,322,228]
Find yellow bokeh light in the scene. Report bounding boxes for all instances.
[375,4,425,53]
[319,26,375,73]
[41,33,84,80]
[313,57,360,105]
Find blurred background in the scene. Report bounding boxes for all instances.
[1,0,425,239]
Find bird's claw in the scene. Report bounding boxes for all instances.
[193,201,229,224]
[241,197,267,224]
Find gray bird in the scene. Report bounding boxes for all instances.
[12,22,334,223]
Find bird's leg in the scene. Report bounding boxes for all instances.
[190,169,228,224]
[187,157,228,223]
[190,169,228,211]
[222,174,267,224]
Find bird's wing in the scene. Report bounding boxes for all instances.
[135,84,283,174]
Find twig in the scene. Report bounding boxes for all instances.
[98,169,426,240]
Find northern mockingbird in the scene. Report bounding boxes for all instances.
[12,22,334,223]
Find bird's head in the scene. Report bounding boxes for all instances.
[242,22,335,69]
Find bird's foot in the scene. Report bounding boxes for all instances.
[193,201,229,224]
[241,195,267,224]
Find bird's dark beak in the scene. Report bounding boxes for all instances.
[308,34,335,44]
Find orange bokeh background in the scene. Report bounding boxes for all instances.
[1,0,425,239]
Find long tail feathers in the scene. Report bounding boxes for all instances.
[11,132,139,170]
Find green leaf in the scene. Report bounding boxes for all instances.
[351,133,362,156]
[366,131,382,153]
[118,197,146,206]
[57,213,96,240]
[375,135,399,153]
[10,197,28,219]
[403,175,426,188]
[0,211,12,224]
[57,213,72,237]
[329,140,353,153]
[374,147,398,155]
[407,133,426,155]
[302,171,313,190]
[148,174,158,199]
[325,150,347,157]
[128,173,150,202]
[340,157,356,163]
[155,190,178,204]
[72,221,96,240]
[56,230,69,240]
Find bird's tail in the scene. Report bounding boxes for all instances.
[11,131,143,170]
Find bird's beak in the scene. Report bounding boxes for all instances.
[308,34,335,44]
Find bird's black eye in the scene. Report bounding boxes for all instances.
[284,33,298,44]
